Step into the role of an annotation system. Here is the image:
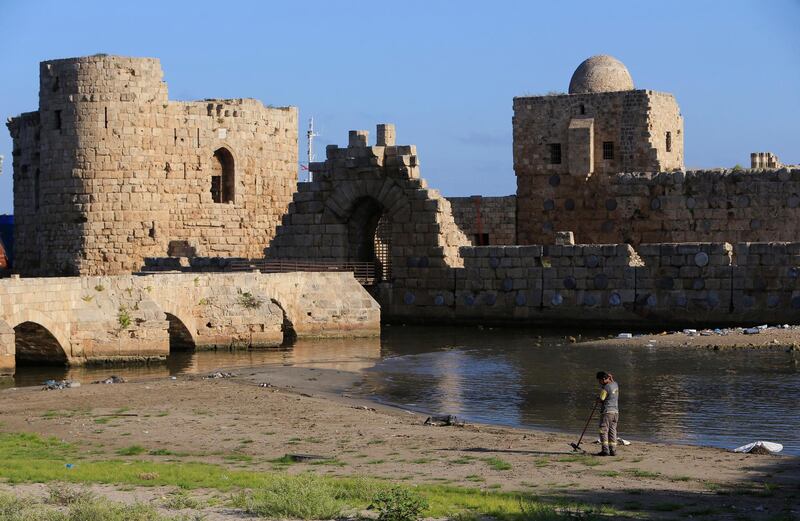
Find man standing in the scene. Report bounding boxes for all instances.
[596,371,619,456]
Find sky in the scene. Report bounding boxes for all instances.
[0,0,798,214]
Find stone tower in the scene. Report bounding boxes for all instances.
[7,54,298,276]
[513,55,684,244]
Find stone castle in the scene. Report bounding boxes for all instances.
[7,55,297,276]
[6,53,800,331]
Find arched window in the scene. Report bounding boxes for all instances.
[211,147,235,203]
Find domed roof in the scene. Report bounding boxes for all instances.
[568,55,634,94]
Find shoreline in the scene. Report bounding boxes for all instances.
[0,364,798,519]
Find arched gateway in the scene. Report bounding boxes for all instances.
[267,125,470,281]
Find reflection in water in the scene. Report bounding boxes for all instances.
[363,326,800,455]
[4,336,381,389]
[5,325,799,455]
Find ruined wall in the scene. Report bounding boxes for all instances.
[447,195,516,245]
[6,55,297,276]
[513,90,683,244]
[383,242,800,327]
[521,167,800,245]
[267,125,470,273]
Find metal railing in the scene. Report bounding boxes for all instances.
[228,259,378,285]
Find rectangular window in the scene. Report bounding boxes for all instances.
[54,110,62,131]
[666,131,672,152]
[34,169,40,211]
[548,143,562,165]
[603,141,614,160]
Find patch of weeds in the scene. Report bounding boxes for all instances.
[483,457,512,471]
[81,295,94,303]
[155,411,169,417]
[533,457,550,467]
[558,454,601,467]
[269,455,296,467]
[148,449,173,456]
[198,297,210,306]
[465,475,485,482]
[371,486,428,521]
[411,458,434,464]
[239,438,254,444]
[485,484,501,490]
[94,284,105,292]
[599,470,619,477]
[625,468,660,479]
[93,417,111,425]
[309,458,346,467]
[224,453,254,463]
[367,460,386,465]
[450,456,476,465]
[162,490,203,510]
[367,439,386,445]
[670,475,692,482]
[45,483,95,505]
[117,306,132,329]
[116,445,146,456]
[237,290,263,309]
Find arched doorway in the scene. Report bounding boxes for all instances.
[165,313,195,352]
[211,147,235,203]
[346,197,392,283]
[14,321,68,365]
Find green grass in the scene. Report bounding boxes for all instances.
[484,457,512,471]
[0,432,609,520]
[625,468,660,479]
[451,456,476,465]
[598,470,619,477]
[557,454,602,467]
[0,492,184,520]
[115,445,146,456]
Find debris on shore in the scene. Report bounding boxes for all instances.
[202,371,236,380]
[42,380,80,391]
[92,375,126,384]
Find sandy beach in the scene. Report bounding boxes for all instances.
[0,363,798,520]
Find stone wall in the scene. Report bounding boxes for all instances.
[513,89,684,244]
[447,195,516,245]
[518,167,800,246]
[0,271,380,374]
[382,242,800,327]
[6,55,298,276]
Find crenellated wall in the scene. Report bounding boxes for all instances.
[7,55,297,276]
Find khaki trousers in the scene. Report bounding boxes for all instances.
[599,412,619,447]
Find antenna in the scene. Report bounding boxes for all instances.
[306,117,318,182]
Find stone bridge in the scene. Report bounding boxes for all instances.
[0,272,380,374]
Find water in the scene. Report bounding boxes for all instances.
[359,326,800,456]
[5,326,800,455]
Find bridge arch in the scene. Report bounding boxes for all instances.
[164,313,196,352]
[8,309,70,365]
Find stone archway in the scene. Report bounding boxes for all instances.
[165,313,195,352]
[346,197,392,282]
[211,147,235,203]
[14,321,68,365]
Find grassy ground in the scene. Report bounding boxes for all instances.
[0,432,615,520]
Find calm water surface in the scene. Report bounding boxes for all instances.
[5,326,799,455]
[359,326,800,456]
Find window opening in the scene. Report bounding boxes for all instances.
[548,143,562,165]
[666,131,672,152]
[54,110,62,131]
[104,107,108,129]
[211,148,234,203]
[579,104,585,115]
[474,233,490,246]
[603,141,614,160]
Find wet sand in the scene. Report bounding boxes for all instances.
[0,365,798,520]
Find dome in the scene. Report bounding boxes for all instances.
[568,55,634,94]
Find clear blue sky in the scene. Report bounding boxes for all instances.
[0,0,798,214]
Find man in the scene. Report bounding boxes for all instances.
[596,371,619,456]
